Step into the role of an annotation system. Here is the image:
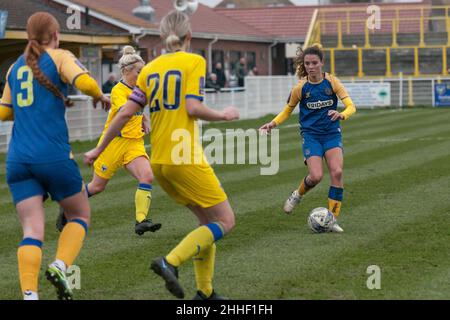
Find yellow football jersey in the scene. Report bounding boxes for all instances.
[135,52,206,165]
[102,81,144,139]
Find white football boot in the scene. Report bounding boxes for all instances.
[23,290,39,300]
[330,220,344,233]
[283,190,302,214]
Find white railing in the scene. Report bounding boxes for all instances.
[0,76,446,152]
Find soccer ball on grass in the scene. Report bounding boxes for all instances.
[307,207,336,233]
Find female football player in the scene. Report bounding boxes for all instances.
[0,12,110,300]
[259,43,356,232]
[56,46,161,236]
[84,10,239,300]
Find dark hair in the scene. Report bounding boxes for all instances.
[25,12,73,107]
[293,43,324,79]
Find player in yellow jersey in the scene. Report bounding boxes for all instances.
[260,44,356,232]
[56,46,161,235]
[0,12,109,300]
[84,10,240,300]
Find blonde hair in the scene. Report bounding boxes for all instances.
[159,10,191,52]
[293,43,324,79]
[118,46,144,75]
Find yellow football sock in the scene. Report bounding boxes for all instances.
[17,238,43,293]
[328,199,342,217]
[193,243,216,297]
[135,184,152,223]
[55,219,87,267]
[298,176,314,196]
[328,186,344,218]
[166,223,223,267]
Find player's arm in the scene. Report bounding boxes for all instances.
[0,65,14,121]
[259,86,301,134]
[84,87,144,165]
[339,96,356,120]
[329,75,356,121]
[142,113,150,135]
[185,57,239,121]
[186,99,238,121]
[50,49,110,110]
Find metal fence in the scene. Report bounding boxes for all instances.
[0,76,447,152]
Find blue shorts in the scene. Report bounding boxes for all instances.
[6,159,83,205]
[301,132,343,162]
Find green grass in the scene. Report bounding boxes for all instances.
[1,108,450,300]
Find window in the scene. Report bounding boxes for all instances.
[212,50,224,66]
[246,51,256,70]
[230,51,242,74]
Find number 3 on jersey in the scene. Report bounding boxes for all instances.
[17,66,34,107]
[147,70,181,113]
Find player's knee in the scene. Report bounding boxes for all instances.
[309,172,323,185]
[330,167,343,181]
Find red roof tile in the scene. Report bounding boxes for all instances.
[215,6,315,40]
[68,0,270,39]
[215,1,432,40]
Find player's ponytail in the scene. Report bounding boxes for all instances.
[25,12,73,107]
[293,43,325,79]
[118,45,144,75]
[160,10,191,52]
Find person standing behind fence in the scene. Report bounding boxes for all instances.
[102,73,117,94]
[259,43,356,232]
[84,10,240,300]
[56,46,162,236]
[0,12,110,300]
[235,57,246,87]
[213,62,226,88]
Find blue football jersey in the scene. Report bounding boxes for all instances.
[287,73,349,135]
[5,49,86,163]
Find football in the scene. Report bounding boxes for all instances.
[307,207,336,233]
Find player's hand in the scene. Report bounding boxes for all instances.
[93,95,111,111]
[259,121,277,135]
[84,148,101,166]
[142,118,150,135]
[222,106,240,121]
[328,110,344,121]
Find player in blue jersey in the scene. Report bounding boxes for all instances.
[259,44,356,232]
[0,12,110,300]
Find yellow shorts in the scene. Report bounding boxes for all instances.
[94,137,149,179]
[152,163,227,208]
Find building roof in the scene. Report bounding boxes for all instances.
[215,6,314,41]
[3,0,128,36]
[65,0,274,41]
[215,1,431,42]
[216,0,293,8]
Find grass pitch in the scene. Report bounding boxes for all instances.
[0,107,449,300]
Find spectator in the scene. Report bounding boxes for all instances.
[235,57,246,87]
[102,73,117,94]
[213,62,226,88]
[247,66,259,76]
[205,73,221,92]
[228,73,238,88]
